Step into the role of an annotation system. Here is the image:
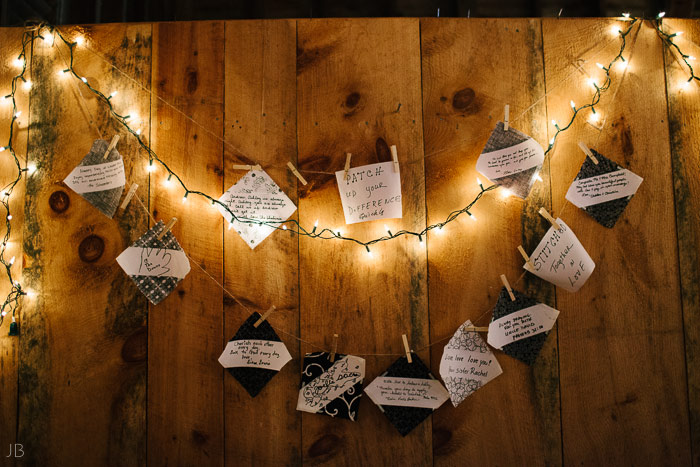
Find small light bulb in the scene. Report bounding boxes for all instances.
[22,80,32,90]
[0,311,5,317]
[365,245,372,257]
[385,224,392,236]
[534,174,543,182]
[128,112,138,122]
[611,26,621,35]
[596,62,605,69]
[43,31,54,45]
[589,112,600,123]
[681,80,691,90]
[9,256,15,265]
[570,100,576,109]
[314,219,319,227]
[164,174,172,186]
[618,60,628,70]
[501,188,512,198]
[0,146,5,152]
[549,137,555,145]
[7,214,12,220]
[418,235,425,247]
[14,110,21,118]
[435,226,444,235]
[228,221,234,230]
[476,177,483,187]
[689,56,696,61]
[282,225,287,230]
[12,57,23,69]
[81,77,87,83]
[57,69,67,78]
[25,289,36,298]
[587,77,598,87]
[27,163,37,174]
[136,128,142,136]
[468,212,477,221]
[622,12,630,18]
[109,90,118,99]
[658,11,666,18]
[74,35,85,46]
[146,160,156,172]
[182,194,188,204]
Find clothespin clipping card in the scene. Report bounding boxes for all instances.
[156,217,177,241]
[504,105,510,131]
[253,305,277,328]
[402,334,412,363]
[103,135,120,160]
[517,245,536,271]
[344,153,352,181]
[232,163,262,171]
[286,161,308,186]
[329,333,339,362]
[500,274,516,301]
[118,183,139,214]
[390,145,400,173]
[538,207,562,230]
[577,141,599,165]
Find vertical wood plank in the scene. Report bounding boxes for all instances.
[296,18,430,466]
[0,27,29,463]
[19,24,151,465]
[420,18,561,466]
[148,21,224,466]
[663,17,700,467]
[222,19,301,465]
[543,18,691,465]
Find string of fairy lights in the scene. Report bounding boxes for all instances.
[0,14,695,333]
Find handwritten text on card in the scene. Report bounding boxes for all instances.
[64,159,126,194]
[487,304,559,349]
[476,138,544,180]
[335,161,402,224]
[218,339,292,371]
[364,377,449,409]
[116,247,190,279]
[565,168,643,208]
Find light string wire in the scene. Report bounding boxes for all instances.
[0,15,679,341]
[653,15,700,83]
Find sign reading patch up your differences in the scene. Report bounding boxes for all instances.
[335,161,402,224]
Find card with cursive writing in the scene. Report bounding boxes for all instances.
[565,148,642,228]
[335,161,402,224]
[220,311,292,397]
[364,353,449,436]
[217,169,297,249]
[488,287,559,365]
[439,320,502,407]
[523,218,595,292]
[63,138,126,218]
[116,220,190,305]
[296,352,366,421]
[476,122,545,199]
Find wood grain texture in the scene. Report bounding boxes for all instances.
[0,27,29,465]
[543,18,691,465]
[663,18,700,467]
[222,19,302,466]
[148,21,224,466]
[19,24,151,466]
[296,18,430,466]
[420,18,560,466]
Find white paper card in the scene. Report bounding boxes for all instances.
[364,376,449,409]
[63,159,126,194]
[296,356,365,413]
[218,339,292,371]
[217,170,297,250]
[565,168,643,208]
[439,320,503,407]
[116,247,190,279]
[487,304,559,349]
[335,161,402,224]
[476,138,544,181]
[524,218,595,292]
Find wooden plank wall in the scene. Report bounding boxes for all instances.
[0,17,697,466]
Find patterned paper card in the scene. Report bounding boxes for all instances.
[116,220,190,305]
[476,122,544,199]
[439,320,502,407]
[296,352,365,421]
[64,138,126,217]
[217,169,297,249]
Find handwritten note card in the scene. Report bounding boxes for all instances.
[217,169,297,249]
[335,161,402,224]
[116,247,190,279]
[64,159,126,193]
[218,339,292,371]
[476,138,544,181]
[566,168,643,208]
[364,376,449,409]
[487,304,559,349]
[524,218,595,292]
[297,353,365,420]
[439,320,502,407]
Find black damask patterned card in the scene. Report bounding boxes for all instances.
[439,320,502,407]
[296,352,365,421]
[364,353,449,436]
[486,287,559,365]
[564,149,642,228]
[218,312,292,397]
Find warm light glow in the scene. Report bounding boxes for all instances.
[549,137,555,145]
[12,57,23,69]
[570,100,576,109]
[611,25,622,35]
[42,31,54,45]
[136,128,142,136]
[164,175,172,187]
[25,289,36,298]
[57,69,68,78]
[587,77,598,88]
[335,228,342,236]
[9,256,15,265]
[27,163,37,174]
[622,12,630,18]
[0,146,5,152]
[476,177,483,187]
[146,160,156,172]
[434,226,444,235]
[658,11,666,18]
[182,194,189,204]
[589,111,600,123]
[534,174,543,182]
[674,31,684,37]
[7,214,12,220]
[109,91,118,99]
[228,221,234,230]
[22,80,32,90]
[128,112,138,122]
[14,110,21,118]
[80,77,87,83]
[501,188,512,198]
[681,80,692,91]
[314,219,319,228]
[689,56,696,61]
[282,225,287,230]
[618,60,628,71]
[74,35,85,46]
[596,62,605,69]
[468,212,477,221]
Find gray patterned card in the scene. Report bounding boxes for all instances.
[439,320,502,407]
[64,139,126,218]
[476,122,544,199]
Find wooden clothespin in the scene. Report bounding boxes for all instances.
[518,245,536,270]
[344,153,352,181]
[390,145,400,173]
[464,325,489,332]
[401,334,412,363]
[232,163,262,171]
[577,141,599,164]
[253,305,276,328]
[500,274,516,301]
[538,207,562,230]
[504,105,510,131]
[286,161,308,186]
[118,183,139,214]
[156,217,177,241]
[329,333,339,362]
[102,135,120,160]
